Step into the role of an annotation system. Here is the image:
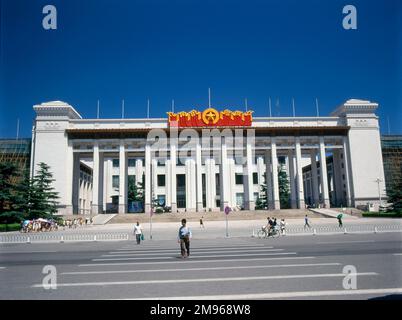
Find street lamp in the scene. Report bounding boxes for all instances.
[375,178,383,210]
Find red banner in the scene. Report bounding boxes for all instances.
[167,108,253,127]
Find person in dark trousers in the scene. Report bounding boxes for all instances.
[200,216,205,229]
[133,221,143,244]
[178,219,192,258]
[304,215,311,229]
[337,214,343,228]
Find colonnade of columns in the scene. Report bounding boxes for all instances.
[69,136,351,214]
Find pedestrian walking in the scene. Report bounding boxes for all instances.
[304,215,311,229]
[337,214,343,228]
[178,219,192,258]
[133,221,143,244]
[200,216,205,229]
[280,219,286,235]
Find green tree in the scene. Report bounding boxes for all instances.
[128,176,144,203]
[27,162,59,219]
[386,180,402,214]
[0,162,24,224]
[278,163,290,209]
[255,183,268,210]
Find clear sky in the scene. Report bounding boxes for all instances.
[0,0,401,138]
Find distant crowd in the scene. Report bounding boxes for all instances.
[20,217,93,233]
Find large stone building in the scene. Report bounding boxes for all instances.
[30,99,387,215]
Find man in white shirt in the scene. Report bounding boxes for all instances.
[133,221,143,244]
[178,219,192,258]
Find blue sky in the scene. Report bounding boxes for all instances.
[0,0,401,138]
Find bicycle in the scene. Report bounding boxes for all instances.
[257,226,281,238]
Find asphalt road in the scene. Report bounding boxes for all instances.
[0,232,401,300]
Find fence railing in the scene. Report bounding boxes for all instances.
[253,223,402,237]
[0,233,129,244]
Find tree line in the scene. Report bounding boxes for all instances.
[0,162,59,224]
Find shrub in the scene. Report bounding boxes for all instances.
[0,223,21,232]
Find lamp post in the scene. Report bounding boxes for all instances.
[375,178,383,210]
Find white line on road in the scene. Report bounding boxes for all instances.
[393,253,402,256]
[0,267,5,270]
[130,288,402,300]
[112,246,273,253]
[92,252,296,261]
[116,244,267,251]
[317,240,376,244]
[102,249,284,257]
[93,256,175,261]
[32,272,377,288]
[80,256,316,267]
[61,263,341,275]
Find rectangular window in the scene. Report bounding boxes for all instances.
[112,175,119,189]
[253,172,258,185]
[128,159,136,167]
[157,175,166,187]
[235,173,243,185]
[112,159,119,168]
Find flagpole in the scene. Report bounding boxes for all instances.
[172,99,175,113]
[147,99,150,119]
[269,98,272,118]
[292,98,295,117]
[97,100,100,119]
[315,98,320,117]
[16,118,20,140]
[245,98,248,112]
[121,99,125,119]
[208,88,211,107]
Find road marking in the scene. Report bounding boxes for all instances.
[93,256,174,261]
[0,267,5,270]
[102,249,284,257]
[116,244,267,251]
[62,263,341,275]
[0,251,58,254]
[129,287,402,300]
[393,253,402,256]
[32,272,377,288]
[317,240,376,244]
[112,246,273,253]
[80,256,316,267]
[92,252,296,261]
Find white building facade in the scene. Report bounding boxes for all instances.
[30,99,387,215]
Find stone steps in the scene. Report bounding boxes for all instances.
[108,209,316,224]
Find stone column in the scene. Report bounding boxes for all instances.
[144,143,151,213]
[118,141,127,214]
[228,159,236,207]
[310,150,320,206]
[196,140,203,212]
[92,142,104,214]
[342,136,352,207]
[288,150,297,209]
[265,149,274,209]
[220,138,229,210]
[152,159,158,208]
[295,137,305,209]
[271,138,280,210]
[205,158,216,210]
[185,159,196,211]
[165,159,171,207]
[72,153,80,214]
[244,142,255,210]
[170,143,177,213]
[319,137,330,208]
[66,140,74,214]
